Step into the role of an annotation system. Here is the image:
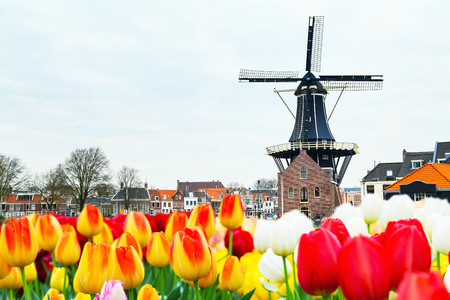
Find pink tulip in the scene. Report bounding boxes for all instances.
[94,280,127,300]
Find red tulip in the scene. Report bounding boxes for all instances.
[320,218,350,245]
[381,219,425,245]
[224,227,254,258]
[219,194,244,230]
[384,223,431,289]
[297,228,341,296]
[396,271,450,300]
[115,232,143,260]
[337,236,391,300]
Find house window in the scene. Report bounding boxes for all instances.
[31,204,35,210]
[383,185,390,191]
[288,188,294,198]
[386,170,393,177]
[300,207,310,218]
[1,204,5,211]
[42,204,46,210]
[168,203,171,207]
[145,204,149,213]
[156,203,160,208]
[412,160,423,169]
[193,201,196,206]
[301,169,307,179]
[367,185,375,194]
[15,205,20,211]
[301,188,308,202]
[26,204,30,210]
[185,201,189,206]
[315,187,320,198]
[163,203,166,208]
[155,196,159,201]
[355,197,360,202]
[322,154,329,160]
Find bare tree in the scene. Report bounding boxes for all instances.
[117,166,142,210]
[61,147,111,212]
[227,182,245,189]
[253,178,278,190]
[0,154,29,199]
[34,165,66,212]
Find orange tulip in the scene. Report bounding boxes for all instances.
[76,204,103,238]
[113,246,145,289]
[93,223,114,245]
[55,232,81,266]
[146,232,170,268]
[0,217,38,267]
[186,204,216,239]
[169,227,212,281]
[36,213,63,251]
[43,288,64,300]
[0,250,12,279]
[165,211,188,242]
[220,255,245,291]
[123,211,152,248]
[77,242,116,294]
[116,232,143,260]
[61,224,77,235]
[188,246,218,288]
[0,267,22,290]
[137,284,159,300]
[219,194,244,230]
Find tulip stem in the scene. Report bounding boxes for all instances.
[194,280,201,300]
[8,289,14,300]
[291,253,297,285]
[159,267,165,300]
[129,288,134,300]
[437,250,441,274]
[88,237,92,243]
[322,295,331,300]
[62,266,67,300]
[20,267,29,300]
[228,229,233,256]
[282,256,292,300]
[51,251,57,268]
[367,223,370,234]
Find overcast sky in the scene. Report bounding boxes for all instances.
[1,1,449,190]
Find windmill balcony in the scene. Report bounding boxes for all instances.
[266,141,360,156]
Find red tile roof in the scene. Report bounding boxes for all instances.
[386,163,450,190]
[2,194,43,203]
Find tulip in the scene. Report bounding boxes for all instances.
[358,194,384,224]
[297,228,341,296]
[74,293,91,300]
[220,255,245,292]
[36,213,63,251]
[187,246,218,289]
[0,267,22,290]
[61,224,77,235]
[116,232,143,260]
[346,218,369,237]
[43,288,64,300]
[94,280,127,300]
[333,203,364,225]
[123,211,152,248]
[76,204,104,238]
[0,250,12,279]
[93,223,114,245]
[253,219,274,254]
[259,248,291,283]
[378,195,414,229]
[169,226,212,281]
[137,284,160,300]
[146,232,170,268]
[224,227,254,258]
[55,232,81,266]
[280,210,314,241]
[425,212,443,240]
[219,194,245,230]
[423,197,450,224]
[337,236,391,300]
[50,267,69,292]
[384,223,431,289]
[25,213,40,228]
[396,271,450,300]
[24,262,37,282]
[186,204,216,239]
[77,242,116,294]
[113,245,145,290]
[320,218,350,245]
[432,216,450,255]
[269,220,297,257]
[0,217,39,268]
[165,211,188,242]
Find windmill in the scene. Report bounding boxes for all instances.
[239,16,383,185]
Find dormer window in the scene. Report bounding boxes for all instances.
[412,160,423,169]
[386,170,393,177]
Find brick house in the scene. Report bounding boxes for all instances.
[1,192,69,218]
[278,150,339,219]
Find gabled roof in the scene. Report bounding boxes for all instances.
[398,151,434,178]
[253,192,272,201]
[148,189,161,201]
[111,187,150,200]
[202,188,228,200]
[362,162,403,182]
[434,141,450,162]
[159,190,180,201]
[2,194,43,203]
[386,163,450,191]
[178,181,225,191]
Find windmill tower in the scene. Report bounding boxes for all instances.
[239,16,383,216]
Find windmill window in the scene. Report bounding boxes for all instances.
[300,207,310,218]
[288,188,294,198]
[314,187,320,198]
[301,169,307,179]
[301,188,308,202]
[322,154,329,160]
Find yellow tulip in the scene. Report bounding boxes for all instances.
[220,256,245,292]
[146,232,170,268]
[165,211,188,242]
[55,232,81,266]
[0,267,22,290]
[137,284,159,300]
[76,204,103,238]
[113,246,145,290]
[123,211,152,248]
[219,194,245,230]
[36,213,63,251]
[186,204,216,239]
[188,246,218,288]
[93,223,114,245]
[116,232,143,260]
[50,267,69,292]
[25,262,37,282]
[73,293,91,300]
[0,249,12,279]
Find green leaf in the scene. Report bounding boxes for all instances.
[239,288,255,300]
[180,282,192,300]
[166,284,181,300]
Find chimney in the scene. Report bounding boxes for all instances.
[120,182,124,189]
[144,182,148,189]
[177,180,179,190]
[403,149,407,161]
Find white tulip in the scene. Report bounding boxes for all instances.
[424,212,443,240]
[269,220,297,256]
[378,195,415,229]
[358,194,384,224]
[334,203,364,226]
[253,219,274,254]
[346,218,370,237]
[432,216,450,254]
[280,210,314,241]
[258,248,291,283]
[414,207,425,225]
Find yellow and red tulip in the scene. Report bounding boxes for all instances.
[50,267,69,292]
[113,245,145,290]
[169,226,212,281]
[0,250,12,279]
[43,288,64,300]
[55,232,81,266]
[188,246,218,288]
[77,242,116,294]
[123,211,152,248]
[0,267,22,290]
[220,255,245,292]
[219,194,245,230]
[186,204,216,239]
[73,293,91,300]
[137,284,160,300]
[146,232,170,268]
[115,232,143,260]
[36,213,63,251]
[93,222,114,245]
[25,213,40,228]
[61,224,77,235]
[165,211,188,242]
[76,204,103,238]
[0,217,38,267]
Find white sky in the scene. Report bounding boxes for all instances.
[1,1,449,190]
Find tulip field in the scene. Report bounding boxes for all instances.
[1,193,450,300]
